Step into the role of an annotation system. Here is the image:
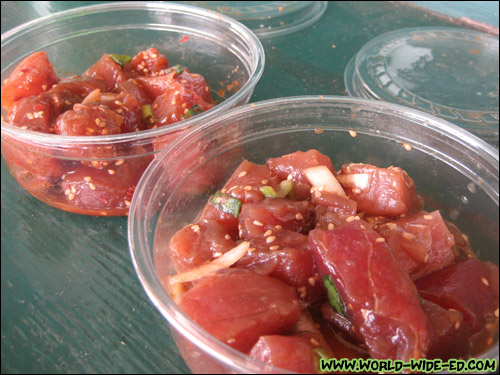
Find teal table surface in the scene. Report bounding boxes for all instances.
[1,2,498,373]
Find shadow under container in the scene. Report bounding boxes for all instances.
[1,1,264,216]
[129,96,499,373]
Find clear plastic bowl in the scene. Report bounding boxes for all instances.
[1,1,264,216]
[129,96,499,373]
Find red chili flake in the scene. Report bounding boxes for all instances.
[469,49,480,54]
[218,89,225,97]
[180,35,190,44]
[125,185,136,202]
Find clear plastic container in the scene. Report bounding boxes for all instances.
[177,1,328,38]
[1,1,264,216]
[345,27,499,146]
[129,96,499,373]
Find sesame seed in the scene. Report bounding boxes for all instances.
[287,174,293,181]
[461,233,469,242]
[423,214,433,220]
[402,142,412,151]
[310,338,320,346]
[68,193,75,200]
[295,213,304,220]
[116,108,123,114]
[174,90,180,96]
[328,223,334,230]
[354,216,360,221]
[83,176,92,182]
[264,230,273,237]
[224,234,231,240]
[86,127,95,134]
[346,216,355,222]
[124,200,131,207]
[108,169,116,175]
[238,171,247,178]
[115,159,125,166]
[95,118,101,125]
[101,128,109,135]
[261,179,269,185]
[71,185,77,194]
[42,84,48,90]
[308,277,316,286]
[275,225,282,230]
[227,338,236,344]
[487,337,493,346]
[88,182,96,190]
[314,190,322,197]
[376,237,385,243]
[137,64,145,70]
[65,100,72,106]
[297,286,307,293]
[481,277,489,286]
[352,188,361,194]
[387,223,397,230]
[454,321,461,330]
[21,126,28,130]
[495,308,499,318]
[349,130,357,137]
[27,113,34,120]
[253,220,264,226]
[402,232,414,240]
[266,236,276,244]
[269,245,280,250]
[143,68,149,73]
[205,86,209,92]
[150,53,158,58]
[243,185,252,191]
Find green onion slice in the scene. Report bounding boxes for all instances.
[171,64,184,75]
[322,275,346,318]
[209,191,241,218]
[110,54,132,67]
[260,180,293,198]
[181,104,204,120]
[141,104,155,122]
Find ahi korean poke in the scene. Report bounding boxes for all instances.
[1,49,214,215]
[166,149,499,373]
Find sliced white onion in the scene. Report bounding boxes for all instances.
[304,166,346,197]
[81,88,101,105]
[169,241,250,284]
[336,173,372,191]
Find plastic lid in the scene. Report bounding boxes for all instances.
[176,1,328,38]
[345,27,499,145]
